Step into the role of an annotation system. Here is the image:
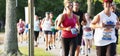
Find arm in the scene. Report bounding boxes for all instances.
[40,18,45,28]
[56,14,71,31]
[81,13,87,26]
[116,18,120,29]
[74,15,80,28]
[56,14,65,30]
[90,15,104,29]
[75,15,80,33]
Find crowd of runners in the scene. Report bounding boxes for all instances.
[16,0,120,56]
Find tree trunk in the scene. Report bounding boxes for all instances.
[87,0,94,17]
[1,0,22,56]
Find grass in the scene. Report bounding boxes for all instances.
[0,47,54,56]
[117,43,120,54]
[117,32,120,54]
[19,47,54,56]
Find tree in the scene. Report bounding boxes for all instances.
[87,0,94,17]
[0,0,22,56]
[94,0,103,15]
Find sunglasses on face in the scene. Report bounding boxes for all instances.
[66,5,73,8]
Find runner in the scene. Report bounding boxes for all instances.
[56,0,79,56]
[49,12,56,49]
[23,23,29,43]
[34,15,40,47]
[90,0,120,56]
[83,13,93,56]
[72,1,87,56]
[17,19,25,43]
[41,12,53,51]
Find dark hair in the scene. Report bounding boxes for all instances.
[49,12,53,14]
[73,1,80,4]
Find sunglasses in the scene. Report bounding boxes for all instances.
[66,5,73,8]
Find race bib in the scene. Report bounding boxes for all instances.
[19,28,23,30]
[102,32,112,40]
[84,31,93,39]
[71,28,78,34]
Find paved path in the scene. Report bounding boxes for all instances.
[0,33,96,56]
[37,37,97,56]
[0,33,120,56]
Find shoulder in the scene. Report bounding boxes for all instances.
[111,12,117,17]
[98,11,103,15]
[56,13,66,21]
[92,14,100,23]
[94,14,100,19]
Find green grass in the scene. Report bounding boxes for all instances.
[117,32,120,54]
[19,47,54,56]
[117,44,120,54]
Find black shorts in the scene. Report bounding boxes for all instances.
[76,34,82,45]
[44,31,52,35]
[96,43,116,56]
[34,31,39,41]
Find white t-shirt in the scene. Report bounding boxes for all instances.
[94,11,117,46]
[34,20,40,31]
[42,19,52,31]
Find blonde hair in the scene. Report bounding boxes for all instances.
[63,0,71,6]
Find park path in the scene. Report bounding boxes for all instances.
[0,33,120,56]
[0,33,97,56]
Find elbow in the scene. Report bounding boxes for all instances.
[56,26,60,30]
[90,24,95,29]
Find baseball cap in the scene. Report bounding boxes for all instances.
[103,0,113,3]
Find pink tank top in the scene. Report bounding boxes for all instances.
[62,14,77,38]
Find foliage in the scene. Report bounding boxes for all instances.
[16,0,28,21]
[94,0,103,15]
[0,0,5,20]
[34,0,64,18]
[0,0,120,21]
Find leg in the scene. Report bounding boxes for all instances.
[69,37,77,56]
[61,38,70,56]
[106,43,116,56]
[75,35,82,56]
[44,31,49,50]
[34,31,39,47]
[84,38,89,55]
[96,46,107,56]
[48,31,52,50]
